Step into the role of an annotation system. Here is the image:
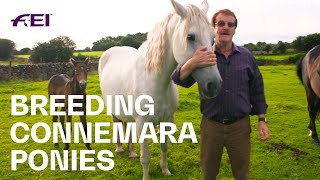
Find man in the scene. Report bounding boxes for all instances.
[171,9,269,180]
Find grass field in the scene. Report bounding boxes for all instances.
[255,53,304,61]
[14,52,105,61]
[73,51,104,59]
[7,51,303,65]
[0,65,319,179]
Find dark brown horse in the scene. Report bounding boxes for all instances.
[297,45,320,145]
[48,58,91,150]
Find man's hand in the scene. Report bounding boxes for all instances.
[258,121,269,140]
[187,46,217,70]
[179,46,216,80]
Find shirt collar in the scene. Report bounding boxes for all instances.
[215,42,241,55]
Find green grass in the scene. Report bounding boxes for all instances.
[255,53,304,61]
[15,55,30,59]
[73,51,104,59]
[0,65,319,179]
[11,51,301,65]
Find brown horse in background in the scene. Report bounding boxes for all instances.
[297,45,320,145]
[48,58,91,150]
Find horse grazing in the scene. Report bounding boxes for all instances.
[48,58,92,150]
[297,45,320,145]
[99,0,222,179]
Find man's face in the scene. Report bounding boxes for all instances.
[213,13,236,44]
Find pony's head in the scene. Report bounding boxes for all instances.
[146,0,222,99]
[69,57,90,90]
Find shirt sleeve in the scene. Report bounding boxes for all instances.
[171,65,196,88]
[249,56,268,115]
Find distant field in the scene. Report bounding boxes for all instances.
[73,51,104,59]
[15,55,30,59]
[255,53,304,61]
[11,51,304,63]
[12,52,104,62]
[0,65,320,179]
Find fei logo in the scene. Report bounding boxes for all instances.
[11,14,52,27]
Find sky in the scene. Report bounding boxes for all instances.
[0,0,319,50]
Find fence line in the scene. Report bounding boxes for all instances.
[0,62,98,81]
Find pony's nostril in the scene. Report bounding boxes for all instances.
[80,82,87,89]
[207,82,214,92]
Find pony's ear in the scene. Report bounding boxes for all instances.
[68,58,76,67]
[84,57,90,65]
[170,0,186,19]
[201,0,209,14]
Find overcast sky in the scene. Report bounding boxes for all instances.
[0,0,319,50]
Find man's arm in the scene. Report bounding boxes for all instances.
[171,46,217,87]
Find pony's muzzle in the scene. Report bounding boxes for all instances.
[79,81,87,90]
[205,79,222,98]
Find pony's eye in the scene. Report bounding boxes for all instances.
[187,34,195,41]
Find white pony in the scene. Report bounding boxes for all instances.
[99,0,222,179]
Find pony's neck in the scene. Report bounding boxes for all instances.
[156,52,178,88]
[71,77,85,94]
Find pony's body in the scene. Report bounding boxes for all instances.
[99,0,222,179]
[99,44,178,123]
[48,74,70,103]
[48,58,91,150]
[297,45,320,145]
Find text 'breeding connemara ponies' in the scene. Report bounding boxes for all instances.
[98,0,222,179]
[48,58,91,150]
[297,45,320,145]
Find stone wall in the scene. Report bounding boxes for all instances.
[0,62,98,81]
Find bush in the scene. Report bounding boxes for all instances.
[288,53,305,64]
[29,36,75,63]
[0,39,15,60]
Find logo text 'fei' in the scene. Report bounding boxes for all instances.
[11,14,52,27]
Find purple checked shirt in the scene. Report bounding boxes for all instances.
[171,43,267,120]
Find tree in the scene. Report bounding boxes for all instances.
[29,42,50,63]
[19,47,31,55]
[243,43,258,52]
[301,33,320,51]
[256,42,267,51]
[273,41,287,54]
[92,36,118,51]
[292,36,303,51]
[120,36,140,49]
[292,33,320,52]
[262,44,272,54]
[91,33,147,51]
[29,36,75,63]
[84,47,91,51]
[50,35,76,50]
[0,39,16,60]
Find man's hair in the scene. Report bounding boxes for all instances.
[211,9,238,28]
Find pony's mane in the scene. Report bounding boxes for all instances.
[145,4,209,73]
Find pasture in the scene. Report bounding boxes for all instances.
[0,65,320,179]
[255,53,304,61]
